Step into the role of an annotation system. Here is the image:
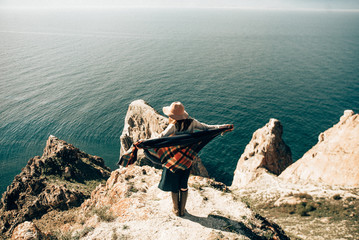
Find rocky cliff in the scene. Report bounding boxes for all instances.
[0,139,290,240]
[280,110,359,186]
[230,111,359,240]
[120,99,209,177]
[41,165,289,240]
[231,118,292,189]
[0,135,111,237]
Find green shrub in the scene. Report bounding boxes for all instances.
[333,194,342,200]
[294,193,313,200]
[92,206,115,222]
[190,182,203,191]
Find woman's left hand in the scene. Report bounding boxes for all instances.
[223,124,234,130]
[220,124,234,135]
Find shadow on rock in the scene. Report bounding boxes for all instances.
[183,213,265,240]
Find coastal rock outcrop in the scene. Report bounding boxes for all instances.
[0,135,111,237]
[280,110,359,186]
[78,165,289,240]
[11,221,46,240]
[120,99,209,177]
[231,119,292,188]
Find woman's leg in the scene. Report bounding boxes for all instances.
[179,168,191,216]
[171,191,180,216]
[179,189,188,216]
[158,168,181,216]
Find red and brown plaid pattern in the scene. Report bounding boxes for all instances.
[118,125,234,172]
[154,143,199,172]
[118,141,141,167]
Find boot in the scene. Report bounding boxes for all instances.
[179,190,188,217]
[171,192,180,216]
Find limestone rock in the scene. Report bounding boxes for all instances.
[40,136,110,181]
[280,110,359,186]
[80,165,289,240]
[11,221,45,240]
[0,136,111,237]
[119,99,209,177]
[231,119,292,188]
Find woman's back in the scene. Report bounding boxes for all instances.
[159,117,226,137]
[174,119,193,133]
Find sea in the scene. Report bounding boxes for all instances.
[0,8,358,194]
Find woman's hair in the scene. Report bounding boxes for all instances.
[174,118,193,132]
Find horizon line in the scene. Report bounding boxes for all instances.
[1,6,359,12]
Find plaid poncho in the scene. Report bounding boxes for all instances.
[117,124,233,173]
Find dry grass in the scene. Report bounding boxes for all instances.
[259,195,358,219]
[53,226,94,240]
[249,192,359,239]
[92,206,116,222]
[46,175,106,197]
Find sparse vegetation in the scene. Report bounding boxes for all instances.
[262,231,274,239]
[125,174,135,181]
[209,182,230,192]
[240,196,252,208]
[112,229,118,240]
[92,206,115,222]
[46,176,106,197]
[297,202,317,216]
[77,226,95,238]
[189,179,229,192]
[129,185,139,193]
[190,182,204,191]
[259,196,359,220]
[244,190,359,239]
[55,230,73,240]
[125,182,139,197]
[293,193,313,200]
[333,194,342,200]
[54,226,94,240]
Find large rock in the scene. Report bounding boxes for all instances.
[11,221,45,240]
[231,119,292,188]
[80,165,289,240]
[120,99,209,177]
[0,136,111,237]
[280,110,359,186]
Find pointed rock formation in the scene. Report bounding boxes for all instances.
[280,110,359,186]
[120,100,169,166]
[0,136,111,237]
[120,99,209,177]
[231,119,292,188]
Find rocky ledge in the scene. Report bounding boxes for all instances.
[0,136,111,238]
[1,144,290,240]
[76,165,289,239]
[21,165,289,240]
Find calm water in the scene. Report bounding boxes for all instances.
[1,8,358,194]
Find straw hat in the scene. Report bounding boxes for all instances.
[163,102,189,120]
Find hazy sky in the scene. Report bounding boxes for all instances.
[1,0,359,10]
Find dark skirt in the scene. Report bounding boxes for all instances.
[158,167,191,193]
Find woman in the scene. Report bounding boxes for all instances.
[157,101,232,217]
